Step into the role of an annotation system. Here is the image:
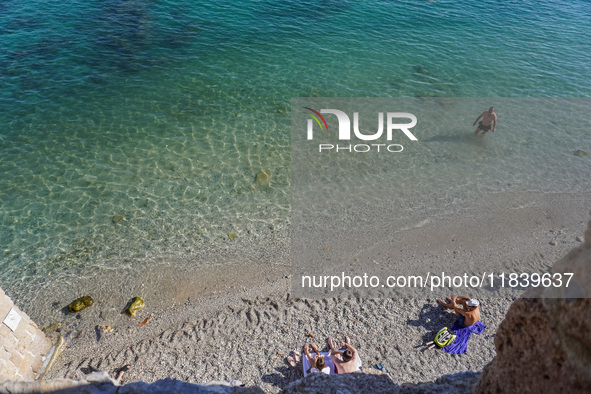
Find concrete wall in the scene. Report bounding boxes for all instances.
[0,287,52,381]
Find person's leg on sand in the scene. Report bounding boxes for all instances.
[116,365,130,384]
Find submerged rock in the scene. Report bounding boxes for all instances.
[112,213,126,224]
[68,296,94,313]
[228,233,236,240]
[42,322,62,333]
[126,296,145,317]
[42,322,63,342]
[255,170,271,186]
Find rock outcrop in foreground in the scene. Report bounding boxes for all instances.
[0,372,262,394]
[475,215,591,393]
[0,370,482,394]
[284,369,482,393]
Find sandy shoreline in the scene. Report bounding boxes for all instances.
[19,189,589,392]
[292,189,590,298]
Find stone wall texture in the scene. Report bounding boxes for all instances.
[0,287,52,381]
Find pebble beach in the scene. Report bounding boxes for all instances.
[45,279,514,392]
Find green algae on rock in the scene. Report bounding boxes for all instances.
[68,296,94,313]
[126,296,145,316]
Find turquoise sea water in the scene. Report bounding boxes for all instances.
[1,1,590,303]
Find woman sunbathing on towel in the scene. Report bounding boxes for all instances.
[303,343,330,374]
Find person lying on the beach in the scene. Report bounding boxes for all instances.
[303,343,330,375]
[436,296,486,354]
[328,336,362,373]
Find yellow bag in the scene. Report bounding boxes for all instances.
[433,327,456,347]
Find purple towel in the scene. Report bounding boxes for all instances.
[443,317,486,354]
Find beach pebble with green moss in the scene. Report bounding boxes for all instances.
[68,296,94,313]
[126,296,145,316]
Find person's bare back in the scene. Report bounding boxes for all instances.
[437,296,480,327]
[328,336,361,373]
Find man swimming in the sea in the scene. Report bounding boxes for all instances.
[473,106,497,135]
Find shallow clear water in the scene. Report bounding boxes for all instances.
[1,1,590,299]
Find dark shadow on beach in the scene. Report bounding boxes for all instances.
[407,302,460,343]
[262,365,303,390]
